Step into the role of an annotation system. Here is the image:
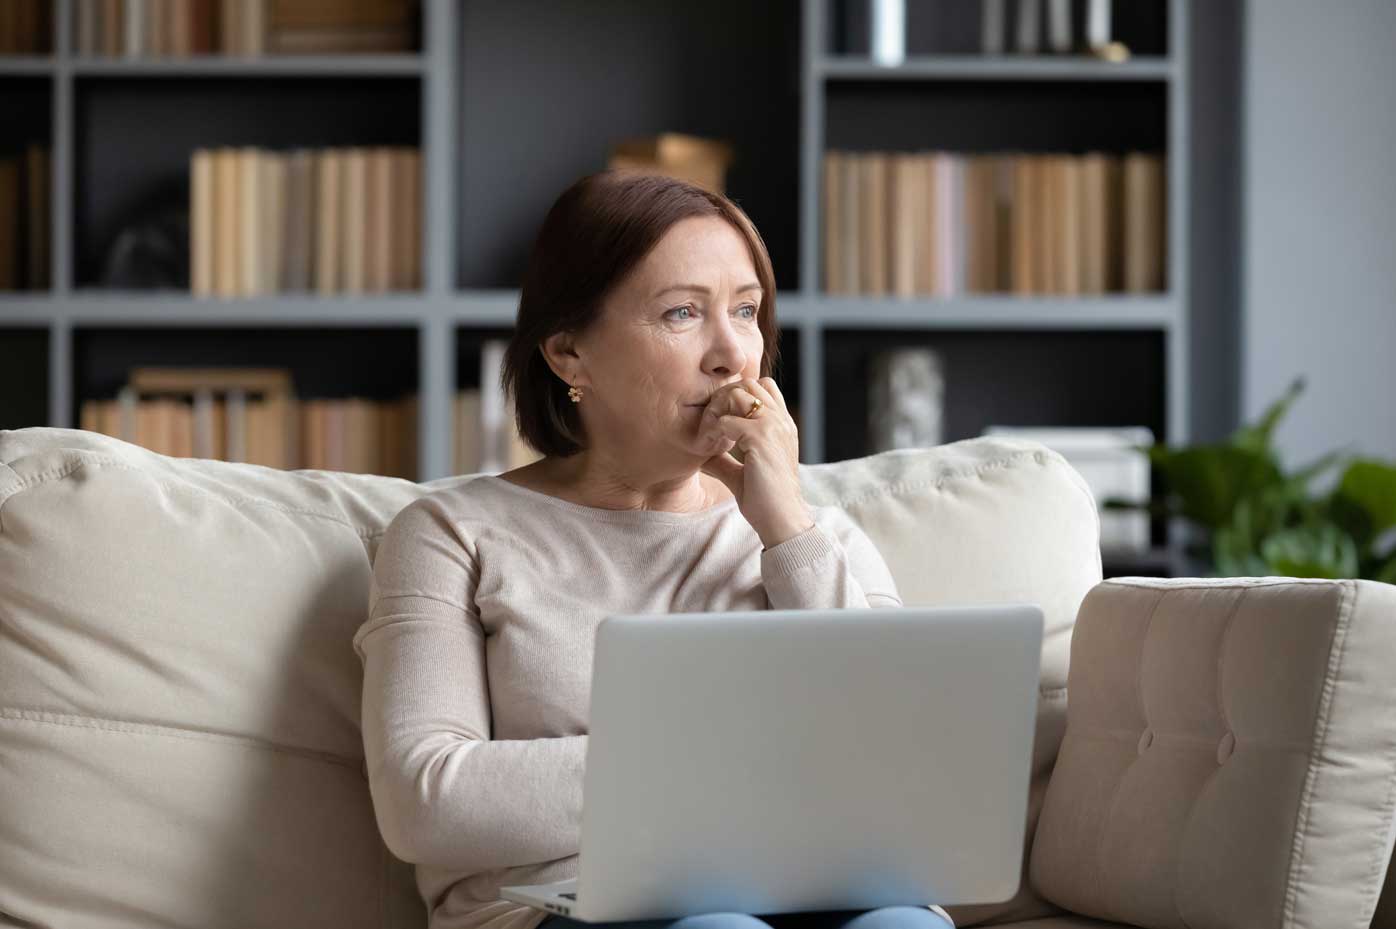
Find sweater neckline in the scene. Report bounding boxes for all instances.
[482,474,741,524]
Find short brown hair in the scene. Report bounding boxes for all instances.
[502,170,781,458]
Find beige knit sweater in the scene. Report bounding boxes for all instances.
[353,475,903,929]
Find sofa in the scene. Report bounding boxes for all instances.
[1,425,1395,929]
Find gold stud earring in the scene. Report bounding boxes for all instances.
[567,384,583,403]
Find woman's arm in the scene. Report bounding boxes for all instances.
[760,506,903,610]
[354,495,586,873]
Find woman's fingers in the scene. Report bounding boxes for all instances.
[758,376,788,413]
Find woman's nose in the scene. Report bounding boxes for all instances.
[703,317,748,376]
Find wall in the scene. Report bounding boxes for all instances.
[1242,0,1396,470]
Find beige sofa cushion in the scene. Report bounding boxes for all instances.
[1030,576,1396,929]
[799,446,1102,926]
[0,428,1100,928]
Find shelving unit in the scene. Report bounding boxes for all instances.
[1,0,1190,555]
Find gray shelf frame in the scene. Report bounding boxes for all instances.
[3,0,1189,478]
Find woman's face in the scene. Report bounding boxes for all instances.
[564,215,766,464]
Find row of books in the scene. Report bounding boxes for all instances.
[80,388,420,478]
[0,146,51,292]
[189,146,422,298]
[822,150,1166,298]
[73,0,416,58]
[0,0,51,54]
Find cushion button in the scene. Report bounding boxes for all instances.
[1137,729,1154,755]
[1218,731,1236,765]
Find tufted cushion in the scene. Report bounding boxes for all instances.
[0,428,1100,928]
[1030,576,1396,929]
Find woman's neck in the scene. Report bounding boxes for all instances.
[509,451,729,514]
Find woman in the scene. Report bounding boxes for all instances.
[353,171,952,929]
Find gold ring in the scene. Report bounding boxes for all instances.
[745,397,764,419]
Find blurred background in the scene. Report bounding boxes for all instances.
[0,0,1392,581]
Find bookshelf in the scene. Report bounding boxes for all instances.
[0,0,1189,551]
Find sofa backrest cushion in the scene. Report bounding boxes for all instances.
[0,428,1100,928]
[799,444,1103,926]
[1031,576,1396,929]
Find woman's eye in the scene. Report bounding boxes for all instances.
[736,304,758,319]
[667,305,695,321]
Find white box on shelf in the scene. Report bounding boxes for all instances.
[982,425,1155,553]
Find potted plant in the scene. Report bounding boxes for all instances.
[1104,377,1396,581]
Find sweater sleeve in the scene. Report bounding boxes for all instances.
[352,495,586,872]
[760,505,904,610]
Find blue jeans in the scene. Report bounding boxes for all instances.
[537,905,954,929]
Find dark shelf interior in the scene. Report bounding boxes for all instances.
[0,77,49,152]
[826,79,1167,153]
[0,328,49,430]
[73,76,421,287]
[823,326,1168,543]
[1,77,52,293]
[456,0,802,291]
[828,0,1169,58]
[71,326,419,420]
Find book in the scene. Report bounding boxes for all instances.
[268,25,413,54]
[859,153,887,296]
[822,151,843,295]
[1015,0,1040,54]
[980,0,1005,55]
[260,151,285,295]
[190,148,214,296]
[1123,152,1166,292]
[403,148,422,289]
[888,153,917,299]
[341,148,367,294]
[1078,153,1108,295]
[282,149,315,292]
[964,155,998,293]
[837,151,861,295]
[190,0,214,53]
[913,153,937,296]
[213,147,240,298]
[390,147,413,290]
[0,158,17,290]
[125,0,145,58]
[315,148,342,294]
[76,0,99,55]
[1047,0,1071,54]
[102,0,122,57]
[367,147,392,292]
[220,0,239,54]
[238,147,261,296]
[1010,155,1034,295]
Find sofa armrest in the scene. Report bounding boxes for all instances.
[1029,576,1396,929]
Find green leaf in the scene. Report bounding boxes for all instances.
[1375,553,1396,586]
[1338,459,1396,536]
[1260,524,1360,578]
[1100,496,1176,519]
[1152,445,1284,529]
[1230,376,1305,454]
[1214,522,1269,576]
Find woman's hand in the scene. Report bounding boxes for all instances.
[699,376,814,549]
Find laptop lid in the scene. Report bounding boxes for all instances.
[573,605,1044,922]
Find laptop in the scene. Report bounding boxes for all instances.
[500,604,1044,923]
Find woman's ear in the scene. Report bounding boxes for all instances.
[541,331,587,387]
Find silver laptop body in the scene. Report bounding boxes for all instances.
[500,604,1044,923]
